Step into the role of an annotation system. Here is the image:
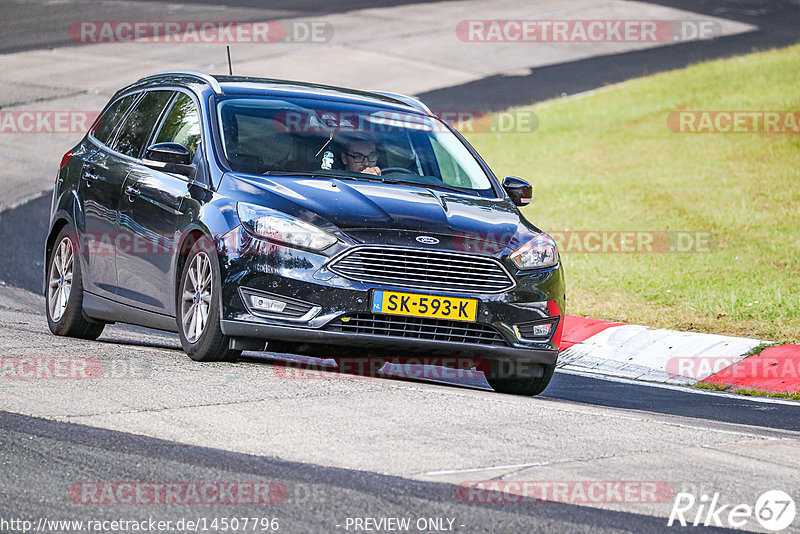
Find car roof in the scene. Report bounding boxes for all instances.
[125,71,432,115]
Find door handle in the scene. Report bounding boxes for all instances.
[125,184,141,201]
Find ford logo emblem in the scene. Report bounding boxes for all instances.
[416,236,439,245]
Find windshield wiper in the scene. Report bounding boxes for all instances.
[262,171,465,192]
[263,170,340,179]
[263,170,383,183]
[380,177,467,194]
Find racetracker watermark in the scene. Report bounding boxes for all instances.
[269,110,538,134]
[273,357,486,381]
[1,517,279,533]
[551,231,717,253]
[457,481,675,504]
[453,231,716,255]
[457,20,720,42]
[444,110,538,133]
[0,357,102,380]
[667,111,800,133]
[73,229,716,259]
[69,482,286,505]
[666,355,800,381]
[0,357,152,380]
[0,111,99,134]
[76,230,272,257]
[68,20,333,43]
[77,230,282,257]
[273,357,563,382]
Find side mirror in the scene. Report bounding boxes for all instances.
[503,176,533,206]
[143,143,194,176]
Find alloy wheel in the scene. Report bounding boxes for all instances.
[181,252,213,343]
[48,237,74,322]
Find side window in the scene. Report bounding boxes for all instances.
[111,90,175,158]
[91,94,137,145]
[429,136,471,188]
[155,93,202,159]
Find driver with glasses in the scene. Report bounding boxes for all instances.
[340,137,381,176]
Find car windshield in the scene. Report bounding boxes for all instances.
[216,96,494,194]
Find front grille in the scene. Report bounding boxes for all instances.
[328,247,515,293]
[328,313,508,346]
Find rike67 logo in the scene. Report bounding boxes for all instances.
[669,490,796,531]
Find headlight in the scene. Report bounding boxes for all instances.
[237,202,337,251]
[509,233,558,270]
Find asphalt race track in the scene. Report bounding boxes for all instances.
[0,411,741,534]
[418,0,800,110]
[1,1,799,533]
[2,192,800,432]
[2,197,800,533]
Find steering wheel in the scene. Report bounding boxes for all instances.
[380,167,415,175]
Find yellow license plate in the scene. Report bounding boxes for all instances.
[371,290,478,322]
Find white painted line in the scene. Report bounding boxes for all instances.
[425,461,549,476]
[557,368,800,406]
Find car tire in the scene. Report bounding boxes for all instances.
[177,235,241,362]
[45,225,105,340]
[484,361,555,396]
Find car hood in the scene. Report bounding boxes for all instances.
[226,173,531,253]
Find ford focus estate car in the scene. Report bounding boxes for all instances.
[45,71,565,396]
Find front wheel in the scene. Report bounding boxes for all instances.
[177,236,240,362]
[45,225,105,340]
[484,361,555,396]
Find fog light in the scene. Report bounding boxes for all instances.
[513,318,558,341]
[250,295,287,313]
[531,323,552,337]
[239,287,321,322]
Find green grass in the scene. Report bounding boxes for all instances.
[739,342,778,358]
[694,382,732,392]
[465,45,800,342]
[694,382,800,401]
[731,388,800,401]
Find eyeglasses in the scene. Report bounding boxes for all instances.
[345,151,378,164]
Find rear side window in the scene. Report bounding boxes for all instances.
[111,90,175,158]
[154,93,201,159]
[92,94,137,145]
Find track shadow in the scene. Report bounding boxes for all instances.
[417,0,800,111]
[0,410,738,534]
[0,192,50,293]
[243,350,494,390]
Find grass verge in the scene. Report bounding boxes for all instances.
[694,381,800,401]
[466,44,800,342]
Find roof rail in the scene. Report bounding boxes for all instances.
[370,91,432,114]
[138,71,223,94]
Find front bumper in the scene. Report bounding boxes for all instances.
[220,320,559,365]
[217,229,565,364]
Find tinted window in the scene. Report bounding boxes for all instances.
[111,91,174,158]
[92,94,137,145]
[215,97,494,194]
[155,93,201,159]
